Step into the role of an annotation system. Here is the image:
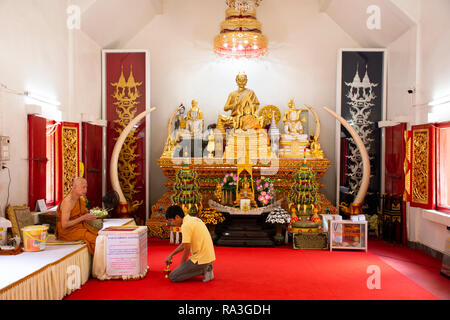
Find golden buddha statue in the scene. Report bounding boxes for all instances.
[220,73,274,163]
[238,175,253,200]
[238,102,265,131]
[236,174,254,208]
[217,72,260,133]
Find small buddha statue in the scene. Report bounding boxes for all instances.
[279,99,310,157]
[239,177,253,199]
[186,100,204,138]
[282,99,306,138]
[238,102,264,131]
[236,174,254,203]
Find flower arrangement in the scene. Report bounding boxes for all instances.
[220,173,238,190]
[265,207,291,224]
[198,208,225,225]
[90,207,108,217]
[255,177,275,206]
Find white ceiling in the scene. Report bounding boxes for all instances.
[79,0,162,48]
[77,0,417,49]
[321,0,416,47]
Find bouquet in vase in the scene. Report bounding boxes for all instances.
[220,173,238,190]
[255,177,275,207]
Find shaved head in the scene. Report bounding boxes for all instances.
[71,177,87,197]
[72,177,87,186]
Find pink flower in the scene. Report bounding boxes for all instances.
[220,182,224,187]
[223,178,227,183]
[265,182,269,188]
[261,191,266,196]
[225,173,230,178]
[233,174,237,181]
[258,195,264,201]
[265,194,270,200]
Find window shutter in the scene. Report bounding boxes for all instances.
[81,122,103,208]
[28,114,47,209]
[410,124,436,209]
[403,130,412,202]
[56,122,80,203]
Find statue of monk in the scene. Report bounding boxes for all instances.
[217,72,260,132]
[56,177,98,255]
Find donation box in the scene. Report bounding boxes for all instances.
[100,226,148,277]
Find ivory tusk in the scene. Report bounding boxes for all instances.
[323,107,370,206]
[110,107,156,204]
[305,104,320,139]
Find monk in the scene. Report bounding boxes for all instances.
[56,177,98,255]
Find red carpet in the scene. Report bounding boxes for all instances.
[65,239,438,300]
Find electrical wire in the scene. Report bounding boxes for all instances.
[4,166,11,207]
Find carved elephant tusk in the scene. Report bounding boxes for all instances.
[110,107,156,207]
[323,107,370,206]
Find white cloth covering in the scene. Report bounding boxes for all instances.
[0,244,90,300]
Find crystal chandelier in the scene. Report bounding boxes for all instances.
[214,0,268,58]
[226,0,262,13]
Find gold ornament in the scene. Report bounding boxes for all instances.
[259,105,281,127]
[61,126,79,198]
[110,65,143,210]
[411,129,429,204]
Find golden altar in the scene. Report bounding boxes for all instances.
[149,73,337,229]
[154,157,336,215]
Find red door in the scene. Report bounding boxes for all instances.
[385,123,407,244]
[385,123,407,196]
[28,114,47,209]
[82,123,103,208]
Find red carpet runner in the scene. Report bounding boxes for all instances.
[66,239,437,300]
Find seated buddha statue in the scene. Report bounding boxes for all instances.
[238,102,264,131]
[279,99,310,158]
[238,175,253,200]
[217,72,260,134]
[282,99,307,138]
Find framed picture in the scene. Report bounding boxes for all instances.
[35,199,47,212]
[240,199,251,211]
[336,49,387,214]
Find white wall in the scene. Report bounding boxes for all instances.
[124,0,361,205]
[0,0,101,217]
[387,0,450,253]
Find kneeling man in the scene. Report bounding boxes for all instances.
[165,205,215,282]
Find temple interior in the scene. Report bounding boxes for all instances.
[0,0,449,303]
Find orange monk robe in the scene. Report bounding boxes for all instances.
[56,198,98,255]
